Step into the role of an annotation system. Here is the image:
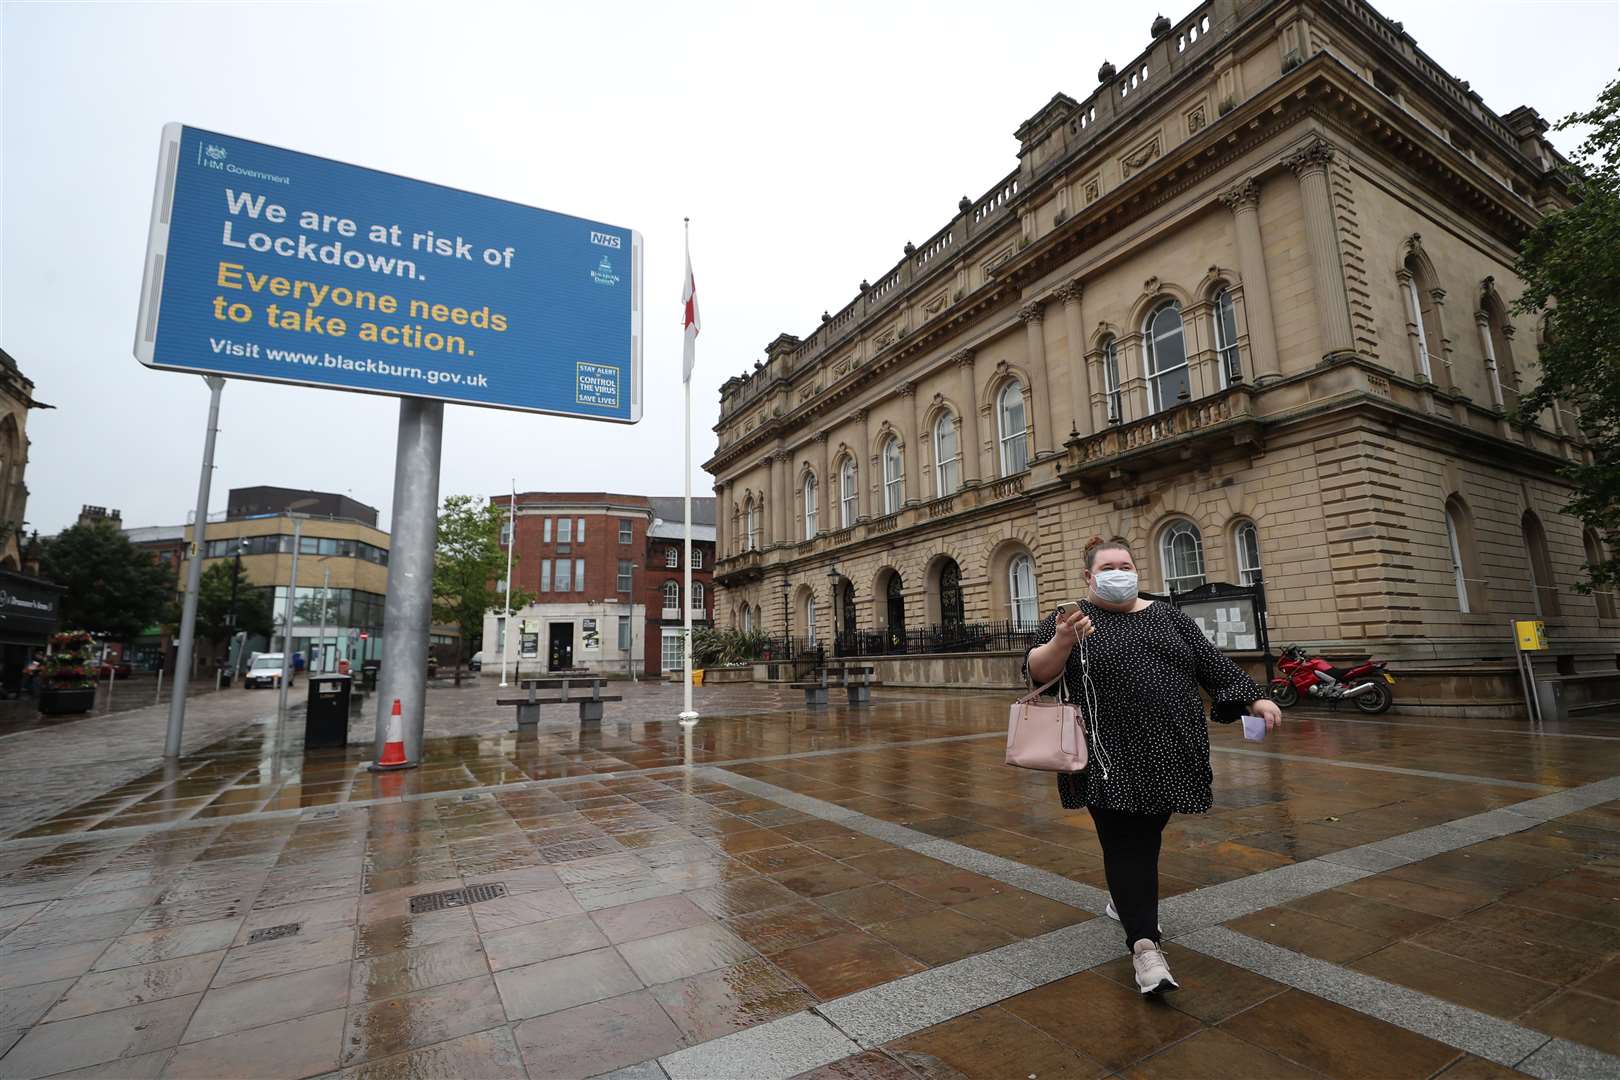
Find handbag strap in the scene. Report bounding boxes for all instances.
[1016,667,1068,705]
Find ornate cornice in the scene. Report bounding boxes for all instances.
[950,348,976,368]
[1018,300,1047,324]
[1052,281,1084,305]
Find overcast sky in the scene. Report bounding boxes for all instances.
[3,0,1615,536]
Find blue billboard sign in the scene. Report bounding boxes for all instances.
[136,124,641,421]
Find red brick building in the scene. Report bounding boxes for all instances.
[486,493,714,678]
[642,497,715,676]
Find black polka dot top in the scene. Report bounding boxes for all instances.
[1022,599,1262,815]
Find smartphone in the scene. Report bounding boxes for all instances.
[1054,601,1084,619]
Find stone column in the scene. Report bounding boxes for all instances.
[1220,178,1281,382]
[952,348,980,484]
[898,382,921,503]
[1019,300,1059,456]
[771,450,788,547]
[856,409,872,520]
[1054,282,1090,438]
[713,481,725,556]
[1286,137,1355,359]
[817,431,831,532]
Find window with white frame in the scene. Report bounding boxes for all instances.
[745,498,760,550]
[576,518,585,543]
[882,438,904,514]
[840,457,857,528]
[806,596,818,647]
[1402,260,1435,382]
[1102,338,1123,422]
[742,605,754,633]
[574,559,584,592]
[1445,504,1471,613]
[617,616,631,650]
[617,560,633,592]
[554,559,572,591]
[1146,302,1189,412]
[544,518,552,543]
[556,517,572,547]
[1234,520,1262,586]
[934,413,960,497]
[662,580,679,610]
[619,519,633,544]
[540,559,551,592]
[661,628,685,671]
[692,582,705,609]
[1160,519,1206,592]
[1009,554,1037,627]
[500,517,512,546]
[803,474,818,539]
[665,546,678,568]
[1213,289,1240,384]
[997,382,1029,475]
[693,549,704,570]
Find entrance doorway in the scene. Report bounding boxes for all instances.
[548,623,575,671]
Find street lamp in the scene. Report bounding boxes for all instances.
[627,562,639,683]
[778,575,790,650]
[826,565,840,658]
[227,536,248,676]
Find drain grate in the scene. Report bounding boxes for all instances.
[408,882,508,914]
[247,922,301,944]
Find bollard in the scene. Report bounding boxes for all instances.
[215,669,222,691]
[107,666,116,713]
[155,669,164,706]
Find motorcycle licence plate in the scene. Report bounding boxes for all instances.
[1383,673,1396,684]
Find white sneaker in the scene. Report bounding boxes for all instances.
[1105,900,1163,933]
[1132,939,1179,995]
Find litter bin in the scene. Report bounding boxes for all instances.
[361,660,380,691]
[305,674,352,749]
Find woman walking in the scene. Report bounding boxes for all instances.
[1024,535,1281,994]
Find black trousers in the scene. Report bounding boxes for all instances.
[1088,805,1171,947]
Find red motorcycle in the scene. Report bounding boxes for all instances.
[1269,645,1394,714]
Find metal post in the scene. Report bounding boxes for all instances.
[680,377,698,725]
[155,668,163,705]
[628,564,638,684]
[165,376,225,759]
[374,398,444,763]
[106,665,115,712]
[277,517,302,721]
[500,480,516,688]
[316,566,330,674]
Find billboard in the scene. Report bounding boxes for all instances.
[136,124,641,422]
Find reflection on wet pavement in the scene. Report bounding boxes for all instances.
[0,678,1616,1078]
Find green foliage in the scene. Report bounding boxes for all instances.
[195,560,274,644]
[690,627,772,667]
[43,629,95,690]
[37,522,175,641]
[432,495,532,665]
[1514,77,1620,593]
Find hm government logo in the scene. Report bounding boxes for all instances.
[591,256,620,288]
[589,231,621,250]
[205,144,227,162]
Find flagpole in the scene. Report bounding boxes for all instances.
[680,218,698,726]
[500,480,515,688]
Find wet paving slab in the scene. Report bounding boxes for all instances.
[0,679,1618,1077]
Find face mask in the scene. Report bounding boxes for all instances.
[1091,569,1139,604]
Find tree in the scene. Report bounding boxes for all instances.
[37,521,174,641]
[1515,77,1620,595]
[195,560,274,648]
[432,495,531,684]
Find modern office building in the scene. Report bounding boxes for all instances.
[708,0,1611,709]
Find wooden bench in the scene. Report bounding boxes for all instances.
[790,663,880,706]
[496,677,622,728]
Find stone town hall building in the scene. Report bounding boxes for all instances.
[707,0,1613,707]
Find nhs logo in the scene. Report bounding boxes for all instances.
[590,231,621,249]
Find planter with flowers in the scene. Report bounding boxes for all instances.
[38,630,96,715]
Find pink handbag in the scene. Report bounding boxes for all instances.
[1006,670,1088,773]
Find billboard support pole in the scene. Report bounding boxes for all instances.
[165,375,225,759]
[373,398,443,764]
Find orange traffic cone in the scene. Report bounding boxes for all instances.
[368,699,416,772]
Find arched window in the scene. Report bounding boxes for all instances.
[691,582,705,610]
[1009,554,1037,627]
[1213,289,1241,384]
[839,457,857,528]
[1444,496,1485,613]
[882,437,904,514]
[1585,530,1616,620]
[1234,520,1262,586]
[938,559,964,629]
[934,413,960,497]
[841,580,857,637]
[744,497,760,551]
[1160,519,1206,592]
[665,546,679,568]
[997,382,1029,475]
[1101,338,1123,422]
[803,474,818,539]
[1483,303,1521,414]
[662,580,680,610]
[742,605,754,633]
[1523,511,1559,616]
[806,595,818,647]
[1145,301,1189,412]
[1402,257,1439,382]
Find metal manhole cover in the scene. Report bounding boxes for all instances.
[408,882,508,914]
[247,922,301,944]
